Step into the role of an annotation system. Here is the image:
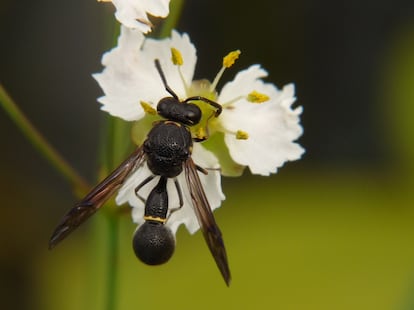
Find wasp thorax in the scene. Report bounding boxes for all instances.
[157,97,201,125]
[132,222,175,265]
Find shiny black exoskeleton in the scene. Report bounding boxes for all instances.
[49,59,231,285]
[132,176,175,265]
[132,121,193,265]
[130,61,206,265]
[144,121,192,178]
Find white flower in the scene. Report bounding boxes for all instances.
[98,0,170,33]
[93,26,304,233]
[218,67,304,176]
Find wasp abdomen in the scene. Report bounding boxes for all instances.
[133,176,175,265]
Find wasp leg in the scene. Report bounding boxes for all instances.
[195,165,209,175]
[166,177,184,220]
[134,175,156,203]
[184,96,222,116]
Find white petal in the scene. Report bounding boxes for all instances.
[168,144,225,234]
[140,0,169,16]
[115,144,224,235]
[142,31,197,98]
[219,65,304,176]
[110,0,170,33]
[93,27,197,121]
[219,64,268,103]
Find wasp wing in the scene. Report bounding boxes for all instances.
[184,158,231,286]
[49,146,146,249]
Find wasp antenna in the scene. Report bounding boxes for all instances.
[154,59,179,100]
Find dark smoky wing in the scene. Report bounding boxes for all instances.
[49,147,146,249]
[184,158,231,286]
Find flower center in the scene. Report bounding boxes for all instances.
[186,79,219,140]
[170,48,245,140]
[169,48,270,142]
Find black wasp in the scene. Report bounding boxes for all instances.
[49,59,231,285]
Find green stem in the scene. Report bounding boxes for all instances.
[0,83,90,196]
[98,20,128,310]
[99,22,133,310]
[158,0,185,38]
[105,207,119,310]
[100,2,186,309]
[101,116,132,310]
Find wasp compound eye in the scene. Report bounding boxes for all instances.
[133,222,175,265]
[184,104,202,124]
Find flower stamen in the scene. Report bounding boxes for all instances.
[247,91,270,103]
[223,128,249,140]
[170,47,189,95]
[210,50,241,93]
[236,130,249,140]
[195,127,208,141]
[221,95,244,108]
[140,101,157,115]
[221,91,269,109]
[223,50,241,68]
[171,47,183,65]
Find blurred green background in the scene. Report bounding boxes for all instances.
[2,0,414,309]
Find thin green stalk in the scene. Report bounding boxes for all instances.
[101,115,132,310]
[158,0,185,38]
[0,83,90,195]
[105,207,119,310]
[98,16,133,310]
[100,2,186,309]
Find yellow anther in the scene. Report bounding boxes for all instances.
[247,91,270,103]
[223,50,241,68]
[140,101,157,115]
[97,0,111,2]
[195,127,208,141]
[171,47,184,65]
[236,130,249,140]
